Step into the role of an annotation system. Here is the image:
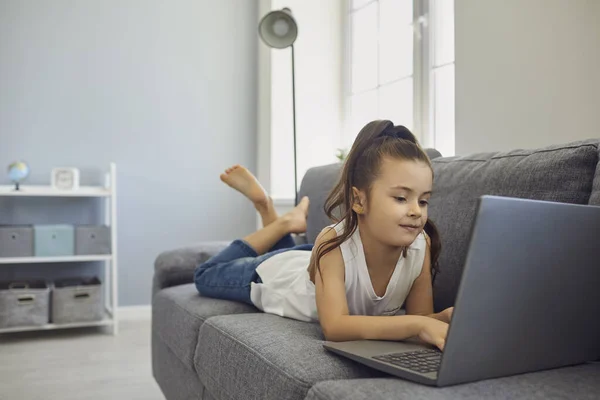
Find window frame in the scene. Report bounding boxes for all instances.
[344,0,454,153]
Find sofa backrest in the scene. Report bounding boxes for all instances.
[297,164,342,244]
[590,144,600,206]
[429,139,599,311]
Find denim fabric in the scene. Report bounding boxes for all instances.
[194,234,313,305]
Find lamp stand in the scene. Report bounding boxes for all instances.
[291,44,298,206]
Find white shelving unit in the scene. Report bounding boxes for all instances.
[0,163,118,335]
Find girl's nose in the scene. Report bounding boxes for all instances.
[408,203,422,218]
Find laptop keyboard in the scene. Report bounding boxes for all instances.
[373,349,442,373]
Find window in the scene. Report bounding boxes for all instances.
[266,0,345,202]
[345,0,455,157]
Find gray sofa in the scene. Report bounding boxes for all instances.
[152,139,600,400]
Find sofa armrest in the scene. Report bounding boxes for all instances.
[152,241,231,297]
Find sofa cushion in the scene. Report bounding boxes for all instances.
[152,284,257,369]
[305,363,600,400]
[429,139,599,311]
[152,332,209,400]
[194,313,384,400]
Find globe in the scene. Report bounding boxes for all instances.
[7,161,30,190]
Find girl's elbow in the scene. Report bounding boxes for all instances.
[320,319,344,341]
[321,323,338,341]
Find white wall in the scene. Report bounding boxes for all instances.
[0,0,258,305]
[257,0,273,200]
[455,0,600,155]
[258,0,344,201]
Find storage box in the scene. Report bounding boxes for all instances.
[75,226,111,255]
[0,226,34,257]
[34,225,74,257]
[0,280,50,328]
[52,277,103,324]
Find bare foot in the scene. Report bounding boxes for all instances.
[220,165,269,207]
[282,196,310,234]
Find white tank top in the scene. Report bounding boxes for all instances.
[249,221,427,322]
[336,222,427,316]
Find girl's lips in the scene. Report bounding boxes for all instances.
[400,225,419,232]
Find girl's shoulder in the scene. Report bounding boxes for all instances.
[317,221,346,241]
[314,223,341,245]
[314,221,355,250]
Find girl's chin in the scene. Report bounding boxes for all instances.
[394,231,421,246]
[382,237,418,249]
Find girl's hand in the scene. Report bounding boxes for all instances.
[438,307,454,323]
[418,318,449,351]
[427,307,454,324]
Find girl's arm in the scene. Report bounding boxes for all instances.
[313,228,448,349]
[404,235,453,323]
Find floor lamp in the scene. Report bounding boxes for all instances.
[258,8,299,206]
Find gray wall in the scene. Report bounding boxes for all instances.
[455,0,600,155]
[0,0,258,306]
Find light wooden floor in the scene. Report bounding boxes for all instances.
[0,319,165,400]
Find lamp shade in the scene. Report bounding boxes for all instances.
[258,8,298,49]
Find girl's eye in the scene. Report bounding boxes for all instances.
[420,200,429,206]
[394,197,406,202]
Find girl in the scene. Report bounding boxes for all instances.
[195,120,453,351]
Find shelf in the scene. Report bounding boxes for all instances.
[0,312,114,334]
[0,163,118,335]
[0,255,112,264]
[0,185,111,197]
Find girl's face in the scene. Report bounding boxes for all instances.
[353,157,433,248]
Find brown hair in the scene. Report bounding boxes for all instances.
[308,120,441,282]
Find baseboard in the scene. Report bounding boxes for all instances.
[117,305,151,321]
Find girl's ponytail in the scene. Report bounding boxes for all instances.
[379,124,418,144]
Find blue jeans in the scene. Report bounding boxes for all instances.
[194,234,313,305]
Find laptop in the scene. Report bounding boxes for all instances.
[323,195,600,387]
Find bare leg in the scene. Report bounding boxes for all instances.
[220,165,279,227]
[243,197,309,255]
[254,197,278,228]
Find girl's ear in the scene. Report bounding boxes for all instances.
[351,187,366,214]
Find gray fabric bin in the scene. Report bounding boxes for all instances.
[0,280,50,328]
[0,226,34,257]
[52,277,103,324]
[75,225,111,255]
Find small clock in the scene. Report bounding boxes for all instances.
[51,167,80,191]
